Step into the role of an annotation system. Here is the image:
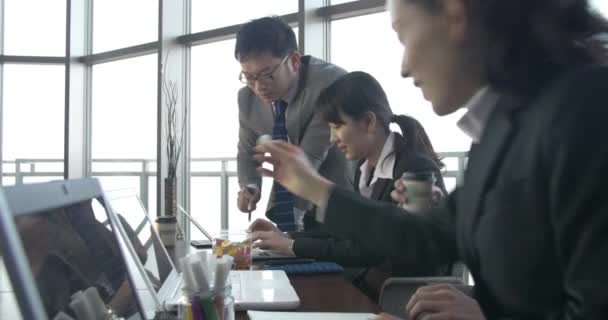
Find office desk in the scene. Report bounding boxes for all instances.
[235,273,380,320]
[168,242,380,319]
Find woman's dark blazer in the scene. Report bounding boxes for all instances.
[319,66,608,319]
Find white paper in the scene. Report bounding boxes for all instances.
[247,311,377,320]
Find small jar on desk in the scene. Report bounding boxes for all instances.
[156,215,178,247]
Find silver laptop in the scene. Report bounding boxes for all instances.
[0,189,47,320]
[105,188,300,312]
[0,179,147,320]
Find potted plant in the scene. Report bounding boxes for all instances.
[157,59,187,246]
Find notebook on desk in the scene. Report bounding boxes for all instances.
[267,262,344,275]
[0,179,148,320]
[247,311,377,320]
[105,188,300,312]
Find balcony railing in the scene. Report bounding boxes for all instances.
[1,152,467,229]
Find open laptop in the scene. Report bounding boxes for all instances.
[105,188,300,312]
[0,179,148,320]
[0,189,47,320]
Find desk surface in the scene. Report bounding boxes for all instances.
[168,242,380,319]
[235,273,380,320]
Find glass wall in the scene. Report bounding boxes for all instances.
[2,65,65,185]
[92,0,159,53]
[191,0,297,33]
[331,12,471,153]
[91,54,158,209]
[3,0,66,56]
[2,0,546,231]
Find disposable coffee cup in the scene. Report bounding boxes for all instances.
[401,171,435,213]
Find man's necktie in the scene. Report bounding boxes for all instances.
[270,100,296,231]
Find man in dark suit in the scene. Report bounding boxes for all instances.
[234,16,353,231]
[253,0,608,318]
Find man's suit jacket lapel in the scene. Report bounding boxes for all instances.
[459,94,524,265]
[284,57,310,145]
[259,100,275,133]
[285,97,304,144]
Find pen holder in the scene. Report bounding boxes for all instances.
[178,287,234,320]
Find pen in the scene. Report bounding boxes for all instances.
[245,185,257,222]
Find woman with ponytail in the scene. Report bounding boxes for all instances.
[315,71,446,201]
[249,71,446,301]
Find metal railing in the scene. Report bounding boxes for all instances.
[1,152,468,225]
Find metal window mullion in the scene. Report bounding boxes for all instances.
[15,160,22,185]
[220,172,229,230]
[299,0,330,59]
[182,0,193,241]
[84,0,93,177]
[139,160,149,211]
[79,42,159,65]
[0,56,66,64]
[64,0,71,180]
[0,5,3,185]
[316,0,386,21]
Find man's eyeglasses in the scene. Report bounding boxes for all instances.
[238,53,291,84]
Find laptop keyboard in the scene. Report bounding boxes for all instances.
[257,250,272,257]
[170,273,242,302]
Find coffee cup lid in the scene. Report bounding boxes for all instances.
[402,171,435,181]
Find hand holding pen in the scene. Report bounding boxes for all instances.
[237,184,260,221]
[245,185,259,222]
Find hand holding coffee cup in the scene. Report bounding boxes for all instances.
[397,171,435,213]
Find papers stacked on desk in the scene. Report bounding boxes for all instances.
[247,311,377,320]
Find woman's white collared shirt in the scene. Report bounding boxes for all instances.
[358,132,397,199]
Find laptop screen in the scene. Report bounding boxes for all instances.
[105,189,180,314]
[1,180,144,320]
[105,189,174,291]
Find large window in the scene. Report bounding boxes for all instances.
[191,0,297,33]
[331,12,471,154]
[189,39,265,234]
[189,26,298,233]
[93,0,158,53]
[3,0,66,56]
[2,65,65,185]
[91,54,158,210]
